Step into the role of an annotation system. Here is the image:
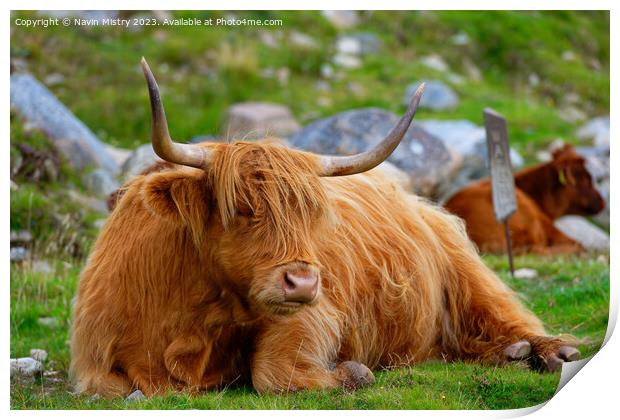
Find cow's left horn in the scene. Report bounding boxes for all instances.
[318,83,425,177]
[141,57,212,169]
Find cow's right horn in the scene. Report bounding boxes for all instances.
[141,57,212,169]
[318,83,425,177]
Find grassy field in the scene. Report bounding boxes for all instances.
[10,10,610,410]
[10,253,609,409]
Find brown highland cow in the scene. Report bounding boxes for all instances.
[70,59,580,397]
[445,145,605,254]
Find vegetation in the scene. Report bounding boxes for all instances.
[10,10,609,410]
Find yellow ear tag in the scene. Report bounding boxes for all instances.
[558,169,567,185]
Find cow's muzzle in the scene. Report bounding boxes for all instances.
[280,266,319,304]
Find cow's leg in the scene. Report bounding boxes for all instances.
[163,335,212,391]
[251,309,374,393]
[450,260,580,372]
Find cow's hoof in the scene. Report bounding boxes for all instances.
[336,361,375,390]
[504,341,532,360]
[528,338,581,372]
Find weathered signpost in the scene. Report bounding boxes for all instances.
[483,108,517,276]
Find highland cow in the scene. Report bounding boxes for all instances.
[70,59,580,397]
[444,145,605,254]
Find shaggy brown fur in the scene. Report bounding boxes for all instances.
[71,140,576,397]
[444,145,604,254]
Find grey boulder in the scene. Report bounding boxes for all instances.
[289,108,461,198]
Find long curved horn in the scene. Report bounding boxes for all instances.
[141,57,211,168]
[318,83,426,177]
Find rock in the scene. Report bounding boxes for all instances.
[37,317,60,328]
[333,53,362,69]
[336,33,381,56]
[82,169,120,198]
[10,247,29,262]
[321,10,359,29]
[10,230,33,245]
[223,102,301,140]
[321,64,335,79]
[420,54,449,72]
[104,144,132,168]
[68,190,109,214]
[10,357,43,380]
[93,219,107,230]
[558,106,587,123]
[289,108,460,198]
[514,268,538,279]
[562,50,577,62]
[289,31,318,49]
[528,73,540,87]
[121,144,161,179]
[417,119,524,201]
[554,216,610,251]
[11,180,19,191]
[404,81,459,111]
[10,73,119,175]
[44,73,65,87]
[125,390,146,403]
[575,145,610,229]
[576,116,610,147]
[31,260,53,275]
[451,32,470,46]
[29,349,48,362]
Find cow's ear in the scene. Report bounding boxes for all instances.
[142,169,210,234]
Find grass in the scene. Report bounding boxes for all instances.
[10,253,609,409]
[9,10,609,410]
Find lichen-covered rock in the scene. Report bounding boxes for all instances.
[10,73,119,175]
[554,216,609,251]
[404,81,459,111]
[289,108,461,198]
[10,357,43,380]
[223,102,300,140]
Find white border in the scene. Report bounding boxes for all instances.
[4,2,617,419]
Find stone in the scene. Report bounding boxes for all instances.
[417,119,524,201]
[289,31,318,49]
[82,169,120,198]
[10,247,29,262]
[321,10,359,29]
[10,230,33,245]
[29,349,48,362]
[575,145,610,229]
[289,108,461,198]
[125,390,146,403]
[558,106,587,123]
[68,190,109,214]
[37,317,60,328]
[31,260,53,275]
[333,53,362,69]
[576,116,610,147]
[451,32,470,46]
[104,144,132,168]
[10,357,43,380]
[223,102,300,140]
[419,54,449,72]
[44,73,65,87]
[336,33,381,57]
[514,268,538,279]
[10,73,119,175]
[121,144,161,179]
[554,216,609,251]
[404,81,459,111]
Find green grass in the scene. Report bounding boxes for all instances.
[10,253,609,409]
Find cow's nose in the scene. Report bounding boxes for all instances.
[282,270,318,303]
